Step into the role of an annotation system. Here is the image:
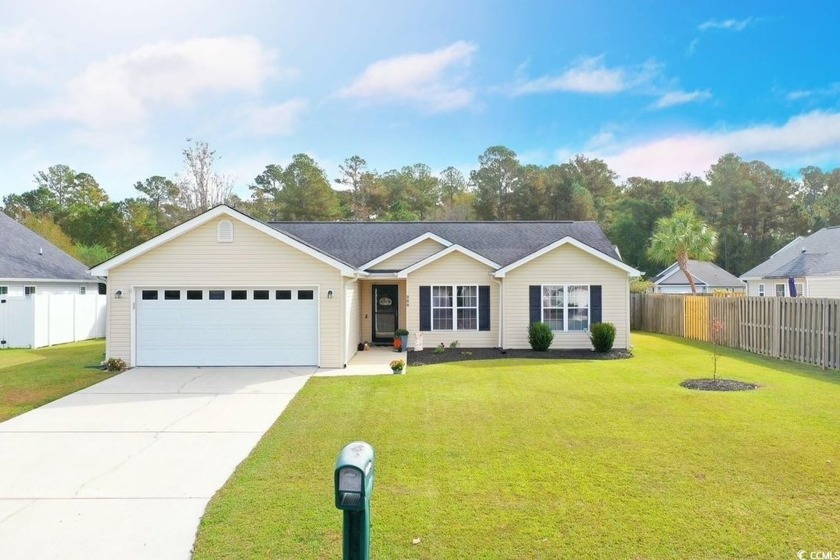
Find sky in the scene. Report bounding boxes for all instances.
[1,0,839,202]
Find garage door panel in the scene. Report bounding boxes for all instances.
[136,289,318,366]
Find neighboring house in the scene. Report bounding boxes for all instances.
[652,260,745,294]
[741,227,840,297]
[90,205,641,368]
[0,211,101,297]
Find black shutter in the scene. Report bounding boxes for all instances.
[478,285,490,331]
[419,286,431,331]
[529,285,541,324]
[590,285,602,324]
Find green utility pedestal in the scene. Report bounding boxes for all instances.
[335,441,375,560]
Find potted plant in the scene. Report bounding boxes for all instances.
[390,358,406,374]
[394,328,409,351]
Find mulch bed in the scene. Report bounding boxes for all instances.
[407,347,632,366]
[680,378,759,392]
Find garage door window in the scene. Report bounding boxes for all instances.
[164,290,180,300]
[298,290,314,300]
[187,290,203,300]
[209,290,225,300]
[142,290,158,300]
[232,290,247,300]
[276,290,292,300]
[254,290,269,300]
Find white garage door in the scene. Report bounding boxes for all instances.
[136,288,318,366]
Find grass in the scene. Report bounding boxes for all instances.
[193,333,840,559]
[0,340,111,422]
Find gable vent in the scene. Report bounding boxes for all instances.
[217,219,234,243]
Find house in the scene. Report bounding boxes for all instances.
[652,260,745,294]
[90,205,641,368]
[740,227,840,297]
[0,211,101,297]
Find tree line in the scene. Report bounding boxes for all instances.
[3,140,839,277]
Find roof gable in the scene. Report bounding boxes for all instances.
[89,206,355,277]
[360,233,451,270]
[0,211,93,282]
[654,260,743,288]
[493,236,641,277]
[397,244,500,278]
[741,227,840,279]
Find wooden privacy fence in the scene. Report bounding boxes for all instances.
[630,294,840,370]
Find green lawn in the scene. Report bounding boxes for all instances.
[193,333,840,559]
[0,340,111,422]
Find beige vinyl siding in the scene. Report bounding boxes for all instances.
[370,238,446,271]
[360,280,407,343]
[745,280,767,297]
[344,279,361,363]
[107,216,344,367]
[803,276,840,297]
[407,251,498,348]
[503,244,630,350]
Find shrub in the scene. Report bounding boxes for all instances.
[589,322,617,353]
[102,357,128,372]
[528,322,554,351]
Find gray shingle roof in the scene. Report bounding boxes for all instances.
[655,260,744,288]
[267,221,621,269]
[740,227,840,279]
[0,211,94,281]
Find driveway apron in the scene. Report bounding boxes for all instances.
[0,367,313,560]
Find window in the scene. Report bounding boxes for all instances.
[431,285,478,331]
[298,290,314,300]
[187,290,203,300]
[141,290,158,300]
[775,284,786,297]
[0,286,7,296]
[164,290,181,300]
[79,286,86,295]
[542,285,589,331]
[795,283,804,297]
[253,290,269,300]
[231,290,247,300]
[209,290,225,300]
[25,286,36,296]
[758,284,765,297]
[276,290,292,300]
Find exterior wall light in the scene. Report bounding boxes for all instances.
[327,290,334,299]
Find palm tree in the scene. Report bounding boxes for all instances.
[648,208,718,294]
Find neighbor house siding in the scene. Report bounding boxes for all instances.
[107,217,344,367]
[406,251,498,348]
[802,276,840,298]
[503,244,630,350]
[360,280,407,343]
[0,281,100,296]
[369,238,447,271]
[344,279,361,363]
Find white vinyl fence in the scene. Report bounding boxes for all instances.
[0,294,106,349]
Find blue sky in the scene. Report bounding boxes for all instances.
[1,0,839,202]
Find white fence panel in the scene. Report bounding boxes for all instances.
[0,297,36,347]
[0,294,106,349]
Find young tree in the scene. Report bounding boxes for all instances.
[648,208,718,294]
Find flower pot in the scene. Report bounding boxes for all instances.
[392,368,404,375]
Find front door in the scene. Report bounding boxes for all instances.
[372,285,398,345]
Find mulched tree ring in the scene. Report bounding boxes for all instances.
[680,378,759,392]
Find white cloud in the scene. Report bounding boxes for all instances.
[237,99,309,137]
[652,89,712,109]
[0,36,279,134]
[786,82,840,101]
[698,17,754,32]
[338,41,477,113]
[513,56,627,95]
[587,111,840,180]
[686,38,699,57]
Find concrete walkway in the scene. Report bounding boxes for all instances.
[316,347,407,376]
[0,366,313,560]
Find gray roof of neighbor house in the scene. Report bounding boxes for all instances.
[0,211,94,281]
[654,260,744,287]
[268,221,622,269]
[740,227,840,279]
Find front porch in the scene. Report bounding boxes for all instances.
[316,346,407,376]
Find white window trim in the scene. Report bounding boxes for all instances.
[775,283,786,297]
[541,284,590,332]
[758,283,765,297]
[431,284,479,331]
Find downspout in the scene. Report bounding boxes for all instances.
[490,274,503,349]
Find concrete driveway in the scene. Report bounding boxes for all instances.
[0,366,314,560]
